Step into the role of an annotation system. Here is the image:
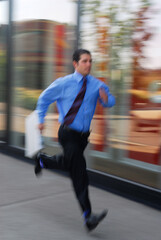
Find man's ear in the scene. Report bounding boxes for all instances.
[73,61,78,69]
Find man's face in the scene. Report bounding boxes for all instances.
[73,53,92,76]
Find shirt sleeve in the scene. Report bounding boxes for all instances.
[98,82,116,108]
[36,78,64,123]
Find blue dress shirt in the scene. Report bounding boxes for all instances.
[36,71,115,132]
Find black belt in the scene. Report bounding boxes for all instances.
[61,124,90,138]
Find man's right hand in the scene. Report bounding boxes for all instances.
[38,123,44,133]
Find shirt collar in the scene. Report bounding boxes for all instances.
[73,71,89,83]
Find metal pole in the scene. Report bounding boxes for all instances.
[6,0,13,144]
[76,0,81,49]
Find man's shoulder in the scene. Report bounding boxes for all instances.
[88,75,108,89]
[88,74,101,84]
[59,73,74,83]
[63,73,73,79]
[54,73,73,84]
[91,74,108,83]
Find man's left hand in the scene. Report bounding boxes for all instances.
[99,88,108,103]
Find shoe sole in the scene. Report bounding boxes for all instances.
[87,210,108,232]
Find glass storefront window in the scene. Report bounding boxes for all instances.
[80,0,161,189]
[10,0,77,148]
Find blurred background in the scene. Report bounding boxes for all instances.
[0,0,161,190]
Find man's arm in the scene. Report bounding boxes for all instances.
[36,78,63,127]
[99,84,115,107]
[99,88,108,103]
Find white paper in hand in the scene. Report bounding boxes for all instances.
[25,110,43,158]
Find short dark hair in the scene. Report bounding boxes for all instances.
[73,49,91,62]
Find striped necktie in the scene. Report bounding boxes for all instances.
[63,77,87,126]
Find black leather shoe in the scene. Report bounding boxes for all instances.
[85,209,108,231]
[34,152,42,176]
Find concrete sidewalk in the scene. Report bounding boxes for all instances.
[0,153,161,240]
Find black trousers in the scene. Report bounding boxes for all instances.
[40,124,91,214]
